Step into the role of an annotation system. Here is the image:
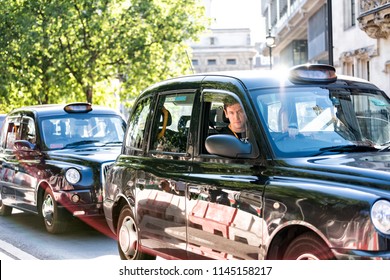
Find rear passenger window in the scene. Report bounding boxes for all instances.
[125,98,151,150]
[151,92,195,153]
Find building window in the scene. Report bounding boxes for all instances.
[357,58,369,80]
[279,0,288,18]
[344,0,356,29]
[345,61,355,76]
[192,59,199,66]
[210,37,215,45]
[226,59,237,65]
[207,59,217,65]
[270,1,277,27]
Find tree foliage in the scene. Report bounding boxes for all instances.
[0,0,208,112]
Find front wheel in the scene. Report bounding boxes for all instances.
[117,205,155,260]
[41,188,68,234]
[0,196,12,216]
[0,189,12,216]
[283,232,335,260]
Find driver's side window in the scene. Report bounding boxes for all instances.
[20,117,36,144]
[201,91,256,156]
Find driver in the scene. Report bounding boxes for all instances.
[220,98,248,141]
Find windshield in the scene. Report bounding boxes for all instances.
[253,86,390,157]
[41,114,125,150]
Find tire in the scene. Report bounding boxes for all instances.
[117,205,155,260]
[41,188,68,234]
[283,232,335,260]
[0,192,12,216]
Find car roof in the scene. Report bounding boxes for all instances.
[142,67,380,95]
[8,103,121,118]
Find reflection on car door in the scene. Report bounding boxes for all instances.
[186,168,267,260]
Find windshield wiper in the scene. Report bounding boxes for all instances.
[313,144,379,156]
[62,140,100,149]
[379,142,390,152]
[101,141,122,146]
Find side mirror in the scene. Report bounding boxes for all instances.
[14,140,37,152]
[205,134,253,158]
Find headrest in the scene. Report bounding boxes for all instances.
[178,115,191,131]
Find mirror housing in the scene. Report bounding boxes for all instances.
[205,134,253,158]
[14,140,37,152]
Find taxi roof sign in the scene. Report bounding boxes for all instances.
[289,64,337,84]
[64,102,92,113]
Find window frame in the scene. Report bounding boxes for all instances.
[2,115,22,151]
[124,96,153,153]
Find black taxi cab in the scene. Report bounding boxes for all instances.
[0,103,126,234]
[103,64,390,260]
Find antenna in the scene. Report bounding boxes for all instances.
[185,50,195,74]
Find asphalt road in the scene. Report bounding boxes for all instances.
[0,209,119,260]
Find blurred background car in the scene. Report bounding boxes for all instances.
[0,114,6,129]
[0,102,126,234]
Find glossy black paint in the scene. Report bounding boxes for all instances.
[104,68,390,260]
[0,103,125,232]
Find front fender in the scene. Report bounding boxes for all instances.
[264,178,382,253]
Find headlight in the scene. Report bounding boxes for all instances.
[65,168,81,184]
[371,200,390,235]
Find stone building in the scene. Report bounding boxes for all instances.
[188,0,259,73]
[260,0,390,95]
[189,28,258,73]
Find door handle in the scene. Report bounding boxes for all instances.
[135,178,146,190]
[136,179,146,185]
[186,184,201,200]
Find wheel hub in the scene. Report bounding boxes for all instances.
[296,253,320,260]
[119,217,138,257]
[42,194,54,225]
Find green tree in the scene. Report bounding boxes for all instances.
[0,0,208,112]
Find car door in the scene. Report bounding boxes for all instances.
[187,88,268,260]
[12,114,40,212]
[0,114,22,207]
[135,90,197,259]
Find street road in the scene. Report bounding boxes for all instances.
[0,209,119,260]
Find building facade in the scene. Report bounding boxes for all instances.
[260,0,390,95]
[189,28,258,73]
[188,0,259,73]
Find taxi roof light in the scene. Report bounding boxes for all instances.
[289,64,337,84]
[64,102,92,113]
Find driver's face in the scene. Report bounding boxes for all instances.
[224,103,247,133]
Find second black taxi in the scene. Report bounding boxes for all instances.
[0,102,126,233]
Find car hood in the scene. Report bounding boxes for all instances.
[47,146,121,164]
[282,151,390,190]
